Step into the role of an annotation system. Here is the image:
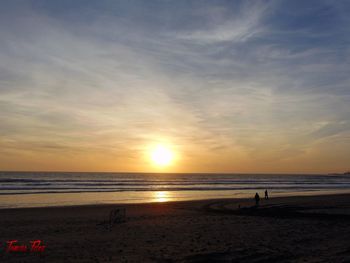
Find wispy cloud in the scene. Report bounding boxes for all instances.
[174,2,270,44]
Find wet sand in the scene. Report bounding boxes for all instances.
[1,194,350,262]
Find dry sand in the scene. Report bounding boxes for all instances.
[1,194,350,262]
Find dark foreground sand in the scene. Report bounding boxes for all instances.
[1,194,350,262]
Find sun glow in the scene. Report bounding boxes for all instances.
[150,145,174,167]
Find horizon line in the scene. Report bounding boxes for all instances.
[0,170,338,175]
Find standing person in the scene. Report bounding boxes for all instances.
[254,192,260,206]
[265,189,269,200]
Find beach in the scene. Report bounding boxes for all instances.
[1,193,350,262]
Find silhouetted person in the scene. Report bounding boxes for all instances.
[254,192,260,206]
[265,189,269,200]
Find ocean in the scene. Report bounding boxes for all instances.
[1,172,350,208]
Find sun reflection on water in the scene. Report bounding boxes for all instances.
[153,191,170,202]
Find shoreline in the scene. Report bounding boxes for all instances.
[1,192,350,214]
[1,189,350,210]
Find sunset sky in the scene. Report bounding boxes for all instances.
[1,0,350,173]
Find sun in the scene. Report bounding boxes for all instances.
[150,145,174,166]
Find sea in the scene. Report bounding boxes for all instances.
[1,172,350,208]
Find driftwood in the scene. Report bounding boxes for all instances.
[109,207,126,226]
[97,206,126,230]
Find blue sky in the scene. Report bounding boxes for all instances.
[0,0,349,173]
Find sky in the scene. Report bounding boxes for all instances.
[0,0,350,173]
